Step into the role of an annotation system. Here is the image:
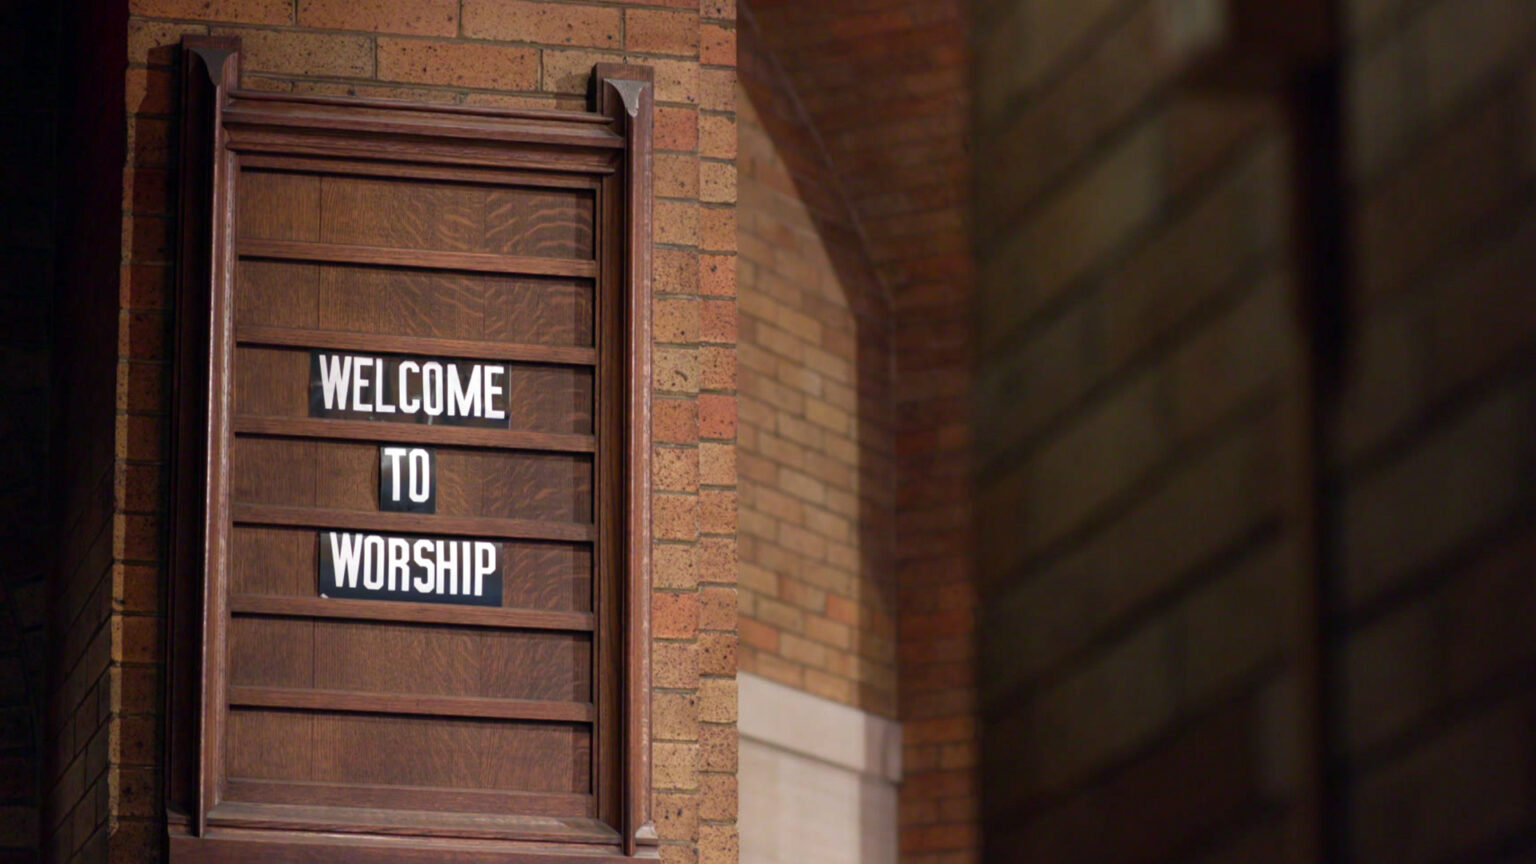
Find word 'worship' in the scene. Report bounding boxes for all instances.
[319,531,503,607]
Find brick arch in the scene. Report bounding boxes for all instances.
[736,0,977,860]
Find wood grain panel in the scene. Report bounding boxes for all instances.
[231,526,313,596]
[230,527,592,611]
[232,437,317,508]
[317,266,486,340]
[230,707,592,794]
[480,630,591,702]
[234,346,593,435]
[227,710,315,782]
[237,170,319,241]
[484,187,594,259]
[302,621,590,702]
[239,261,593,347]
[501,543,592,612]
[306,713,590,793]
[232,437,592,523]
[506,365,593,435]
[318,174,486,252]
[235,260,319,329]
[481,278,594,347]
[230,617,315,689]
[234,347,308,417]
[272,174,596,261]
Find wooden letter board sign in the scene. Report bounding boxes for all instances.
[166,37,656,862]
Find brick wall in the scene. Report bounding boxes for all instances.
[72,2,741,862]
[1338,0,1536,859]
[734,20,899,717]
[970,0,1318,859]
[736,2,977,861]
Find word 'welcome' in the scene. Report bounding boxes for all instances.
[309,352,511,427]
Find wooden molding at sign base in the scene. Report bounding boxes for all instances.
[165,33,661,863]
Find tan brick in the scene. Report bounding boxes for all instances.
[697,676,736,724]
[700,23,734,66]
[698,393,736,439]
[700,160,736,204]
[463,0,620,47]
[698,772,737,822]
[299,0,458,35]
[699,441,735,487]
[657,105,701,151]
[128,20,207,66]
[214,27,373,77]
[656,152,701,199]
[657,199,700,246]
[655,294,700,340]
[699,488,735,535]
[699,208,737,253]
[698,67,734,112]
[649,56,701,104]
[377,38,538,90]
[653,590,699,639]
[802,668,854,704]
[654,542,698,590]
[537,48,623,94]
[654,493,699,541]
[656,346,700,394]
[653,741,699,790]
[626,9,699,56]
[131,0,290,24]
[698,585,736,631]
[655,445,700,493]
[654,397,699,443]
[653,691,700,741]
[654,639,701,689]
[699,254,735,297]
[654,791,700,843]
[698,723,736,772]
[697,631,737,676]
[699,823,738,864]
[697,536,737,584]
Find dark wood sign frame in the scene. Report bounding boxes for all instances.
[166,36,656,862]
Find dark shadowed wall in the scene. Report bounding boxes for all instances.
[971,0,1536,861]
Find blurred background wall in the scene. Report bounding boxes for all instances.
[972,0,1536,862]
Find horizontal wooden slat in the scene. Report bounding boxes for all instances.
[240,238,598,277]
[239,153,603,190]
[216,784,597,827]
[207,797,617,846]
[233,416,596,453]
[230,594,595,632]
[231,504,595,543]
[230,687,594,723]
[231,90,615,125]
[236,325,597,366]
